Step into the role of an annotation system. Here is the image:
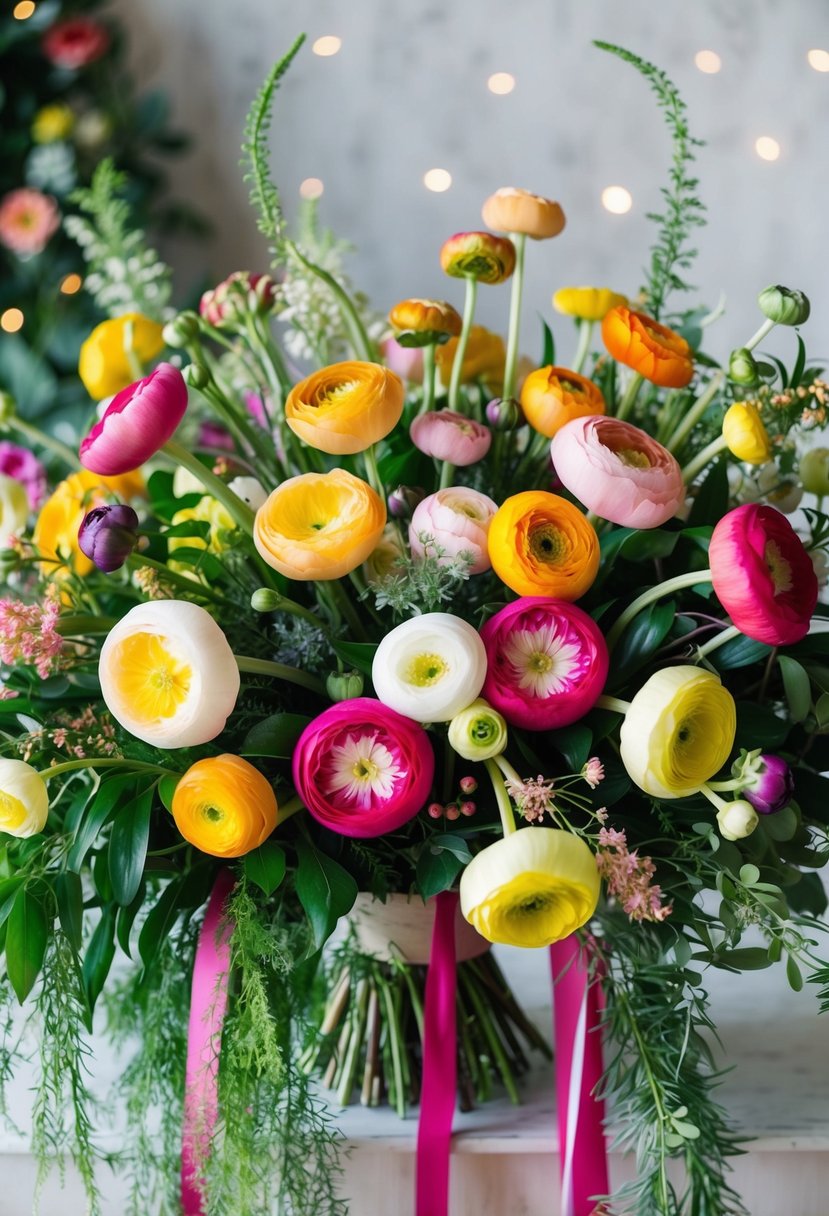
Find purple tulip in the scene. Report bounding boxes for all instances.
[743,754,794,815]
[485,397,523,431]
[78,504,140,573]
[387,484,425,520]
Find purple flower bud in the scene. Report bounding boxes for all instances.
[78,503,140,573]
[743,753,794,815]
[387,484,425,520]
[485,397,523,431]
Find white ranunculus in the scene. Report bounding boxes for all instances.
[99,600,240,748]
[173,465,206,498]
[0,758,49,838]
[371,612,487,723]
[716,800,759,841]
[0,474,29,547]
[227,476,269,511]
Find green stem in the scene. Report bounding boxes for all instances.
[4,416,79,469]
[666,370,726,454]
[606,570,714,649]
[595,695,632,715]
[162,440,255,534]
[234,654,326,695]
[287,240,374,362]
[277,795,304,823]
[42,758,173,782]
[699,783,728,811]
[696,623,741,658]
[419,343,436,416]
[681,436,727,485]
[55,614,117,635]
[705,777,745,794]
[327,578,369,641]
[571,319,594,375]
[484,757,516,837]
[126,554,237,608]
[122,318,144,381]
[438,460,454,490]
[502,233,526,402]
[362,444,384,499]
[615,372,644,422]
[744,317,776,352]
[449,275,478,411]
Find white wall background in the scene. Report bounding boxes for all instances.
[114,0,829,365]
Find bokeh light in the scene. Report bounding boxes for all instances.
[755,136,781,162]
[60,274,83,295]
[423,168,452,193]
[488,72,516,95]
[694,50,722,74]
[807,49,829,72]
[601,185,633,214]
[312,36,342,57]
[1,309,24,333]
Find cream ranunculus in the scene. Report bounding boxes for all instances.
[619,667,736,799]
[460,827,599,947]
[99,600,240,748]
[0,473,29,546]
[0,758,49,838]
[716,800,759,841]
[371,612,487,723]
[447,698,508,761]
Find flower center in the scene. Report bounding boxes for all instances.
[113,632,192,722]
[405,652,448,686]
[615,446,651,469]
[313,379,359,408]
[352,756,380,782]
[529,524,564,564]
[0,790,28,832]
[528,651,553,675]
[764,540,793,595]
[327,731,404,809]
[201,804,224,823]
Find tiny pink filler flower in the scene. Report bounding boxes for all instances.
[410,409,492,466]
[79,363,188,476]
[409,487,498,573]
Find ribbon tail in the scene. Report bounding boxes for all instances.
[415,890,458,1216]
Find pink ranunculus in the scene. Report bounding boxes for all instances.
[292,697,435,837]
[79,363,188,476]
[480,597,609,731]
[381,337,424,383]
[709,504,818,646]
[0,443,47,510]
[550,415,685,528]
[0,189,60,256]
[199,271,277,327]
[409,487,498,574]
[410,409,492,466]
[42,17,110,69]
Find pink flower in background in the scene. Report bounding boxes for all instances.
[0,189,60,256]
[0,443,47,510]
[197,421,235,451]
[292,697,435,837]
[409,486,498,574]
[199,271,276,326]
[504,773,557,823]
[381,337,424,383]
[80,363,188,475]
[0,591,63,678]
[481,597,609,731]
[596,826,671,923]
[410,409,491,466]
[42,17,110,69]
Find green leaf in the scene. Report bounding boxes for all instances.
[330,640,378,677]
[793,770,829,824]
[243,841,287,895]
[787,871,828,916]
[55,872,84,953]
[778,655,812,723]
[611,600,675,682]
[416,847,464,899]
[786,954,803,992]
[764,805,798,840]
[709,634,772,671]
[83,908,116,1015]
[241,712,310,758]
[0,876,24,928]
[108,787,154,906]
[139,878,185,969]
[739,863,760,886]
[619,529,680,562]
[295,840,357,951]
[157,773,180,813]
[6,885,49,1002]
[116,882,146,957]
[686,458,728,527]
[427,834,473,863]
[552,724,593,771]
[539,316,556,367]
[790,334,807,389]
[734,702,790,750]
[715,947,772,971]
[68,774,137,872]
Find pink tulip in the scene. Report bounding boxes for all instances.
[79,363,188,476]
[381,337,424,383]
[410,409,492,466]
[480,597,609,731]
[550,415,685,528]
[409,487,498,574]
[0,442,46,510]
[709,504,818,645]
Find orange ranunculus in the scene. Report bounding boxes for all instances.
[388,298,462,344]
[171,754,278,857]
[520,366,606,439]
[254,468,386,581]
[488,490,599,600]
[435,326,506,395]
[439,232,516,284]
[482,187,565,240]
[601,306,694,388]
[285,360,404,455]
[33,469,145,578]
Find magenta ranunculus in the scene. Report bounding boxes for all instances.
[409,487,498,574]
[480,597,609,731]
[79,363,188,476]
[550,415,685,528]
[410,409,492,466]
[292,698,435,837]
[709,504,818,646]
[743,754,794,815]
[0,442,47,510]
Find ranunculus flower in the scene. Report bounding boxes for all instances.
[737,752,794,815]
[285,361,404,455]
[480,597,608,731]
[758,285,810,327]
[227,476,268,511]
[460,828,599,947]
[254,469,386,580]
[553,287,627,322]
[619,667,736,799]
[78,313,165,400]
[0,189,60,256]
[709,504,818,645]
[409,487,498,574]
[520,366,606,439]
[99,601,240,748]
[172,755,277,857]
[447,698,508,761]
[380,337,424,382]
[0,442,47,510]
[292,698,435,837]
[33,469,144,578]
[716,800,759,841]
[439,232,516,283]
[482,187,566,240]
[551,415,685,528]
[488,491,599,600]
[0,475,29,547]
[722,401,771,464]
[78,503,140,573]
[0,759,49,838]
[388,298,462,344]
[435,326,506,395]
[32,103,74,144]
[363,525,405,586]
[199,271,276,326]
[602,306,694,388]
[371,612,487,723]
[79,363,188,475]
[42,16,110,68]
[800,447,829,496]
[410,410,492,466]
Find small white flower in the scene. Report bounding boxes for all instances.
[371,612,487,722]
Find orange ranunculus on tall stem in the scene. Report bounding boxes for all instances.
[602,305,694,420]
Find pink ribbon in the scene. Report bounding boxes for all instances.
[415,890,458,1216]
[181,870,235,1215]
[550,935,609,1216]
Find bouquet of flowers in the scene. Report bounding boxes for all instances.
[0,35,828,1216]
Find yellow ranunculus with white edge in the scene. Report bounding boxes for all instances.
[460,827,599,948]
[619,666,736,799]
[448,698,508,761]
[0,759,49,838]
[0,474,29,547]
[553,287,628,322]
[722,401,771,465]
[99,600,240,748]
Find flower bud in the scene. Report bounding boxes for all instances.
[741,753,794,815]
[485,397,523,430]
[200,272,277,327]
[182,362,210,390]
[447,698,508,761]
[388,484,425,520]
[250,588,284,612]
[326,669,365,702]
[445,803,461,821]
[440,231,516,284]
[459,776,478,795]
[728,347,759,386]
[460,800,477,817]
[78,504,140,573]
[758,285,811,327]
[427,802,444,819]
[162,311,201,348]
[716,799,759,841]
[722,400,771,465]
[799,447,829,496]
[0,392,16,424]
[388,299,462,347]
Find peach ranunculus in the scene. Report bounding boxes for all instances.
[33,469,145,579]
[482,188,565,240]
[78,314,165,400]
[520,366,606,439]
[601,306,694,388]
[487,490,600,600]
[388,298,462,345]
[439,232,516,285]
[284,361,404,455]
[254,469,386,581]
[553,287,628,323]
[435,326,506,395]
[172,754,278,857]
[0,189,60,256]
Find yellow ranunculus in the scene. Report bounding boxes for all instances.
[78,313,165,400]
[285,361,404,455]
[33,469,145,579]
[170,498,235,556]
[172,754,278,857]
[32,103,74,144]
[363,525,405,586]
[722,401,772,465]
[553,287,628,323]
[460,828,599,947]
[435,326,506,395]
[0,474,29,547]
[619,667,736,799]
[0,759,49,838]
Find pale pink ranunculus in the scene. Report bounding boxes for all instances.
[79,363,188,476]
[0,442,47,510]
[381,337,424,383]
[550,415,685,528]
[0,189,60,256]
[409,487,498,574]
[410,409,492,466]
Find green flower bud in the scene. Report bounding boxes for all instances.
[162,311,202,347]
[182,362,210,390]
[799,447,829,497]
[326,670,365,701]
[728,347,759,386]
[758,285,811,327]
[447,698,508,761]
[250,588,283,612]
[0,392,17,424]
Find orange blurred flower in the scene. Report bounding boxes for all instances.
[487,490,599,600]
[439,232,516,284]
[436,326,506,394]
[601,306,694,388]
[172,754,278,857]
[520,366,606,438]
[482,188,565,240]
[285,360,404,455]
